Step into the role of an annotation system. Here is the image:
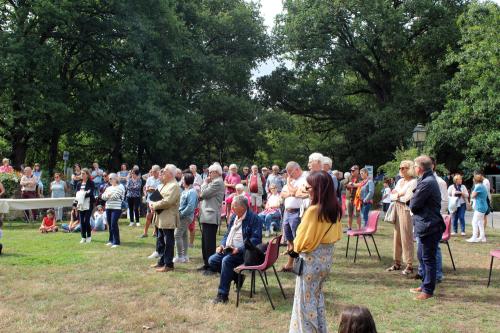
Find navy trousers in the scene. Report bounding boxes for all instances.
[208,251,245,296]
[417,231,442,295]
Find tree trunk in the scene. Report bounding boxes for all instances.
[9,97,29,169]
[48,128,61,175]
[109,124,123,171]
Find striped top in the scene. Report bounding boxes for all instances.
[102,184,125,210]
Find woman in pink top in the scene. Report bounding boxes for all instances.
[225,184,251,221]
[0,158,14,173]
[224,164,241,216]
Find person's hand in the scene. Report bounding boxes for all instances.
[149,203,154,211]
[216,245,224,254]
[232,247,239,256]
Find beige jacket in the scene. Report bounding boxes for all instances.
[152,179,181,229]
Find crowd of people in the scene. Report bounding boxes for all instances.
[0,153,495,332]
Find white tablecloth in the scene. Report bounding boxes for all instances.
[0,198,76,214]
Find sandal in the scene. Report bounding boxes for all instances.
[386,264,401,272]
[401,266,414,276]
[279,266,293,273]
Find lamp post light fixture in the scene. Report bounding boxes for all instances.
[412,123,427,153]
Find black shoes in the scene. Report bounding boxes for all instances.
[212,293,229,304]
[203,270,217,276]
[197,265,209,271]
[414,273,423,280]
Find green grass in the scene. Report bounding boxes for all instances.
[0,216,499,333]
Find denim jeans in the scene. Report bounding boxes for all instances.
[417,237,443,281]
[106,209,121,245]
[361,203,372,226]
[283,210,300,241]
[417,232,442,295]
[208,251,245,296]
[258,210,281,231]
[452,204,466,233]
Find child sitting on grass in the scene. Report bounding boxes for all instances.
[39,209,58,233]
[62,204,80,233]
[91,205,107,231]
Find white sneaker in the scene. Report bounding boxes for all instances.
[86,237,92,243]
[264,230,270,238]
[480,238,487,243]
[105,242,112,246]
[136,223,141,227]
[460,232,466,236]
[80,238,86,244]
[148,251,160,259]
[173,257,182,263]
[129,222,134,227]
[111,244,120,248]
[183,256,190,263]
[466,237,479,243]
[451,232,456,236]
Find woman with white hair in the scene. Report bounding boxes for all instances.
[224,163,241,216]
[258,183,282,237]
[308,152,324,172]
[0,158,14,173]
[225,184,252,219]
[102,173,126,248]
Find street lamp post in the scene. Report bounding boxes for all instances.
[412,123,427,154]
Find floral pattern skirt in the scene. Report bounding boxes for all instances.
[289,244,334,333]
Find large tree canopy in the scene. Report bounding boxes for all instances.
[259,0,466,168]
[428,1,500,172]
[0,0,269,173]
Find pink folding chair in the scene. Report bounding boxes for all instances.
[345,211,381,262]
[441,214,456,271]
[234,235,286,310]
[487,249,500,287]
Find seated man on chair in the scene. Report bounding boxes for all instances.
[208,195,262,304]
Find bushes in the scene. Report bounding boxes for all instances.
[492,194,500,212]
[0,172,21,198]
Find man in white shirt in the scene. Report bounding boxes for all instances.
[189,164,203,190]
[207,195,262,304]
[280,161,309,271]
[142,165,161,244]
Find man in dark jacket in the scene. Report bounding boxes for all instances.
[208,195,262,304]
[409,155,445,300]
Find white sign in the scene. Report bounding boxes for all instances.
[63,151,70,161]
[365,165,374,178]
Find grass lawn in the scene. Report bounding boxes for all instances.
[1,215,499,333]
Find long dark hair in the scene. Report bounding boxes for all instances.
[338,305,377,333]
[306,171,341,223]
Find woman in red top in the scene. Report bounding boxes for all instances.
[39,209,58,233]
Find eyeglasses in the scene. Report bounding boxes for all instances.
[399,167,409,170]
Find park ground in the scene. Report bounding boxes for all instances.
[0,214,499,333]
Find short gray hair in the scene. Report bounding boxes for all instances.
[323,156,332,167]
[164,164,177,177]
[232,195,249,209]
[414,155,433,171]
[108,173,118,182]
[309,152,324,163]
[229,163,238,169]
[208,163,222,175]
[151,165,161,172]
[286,161,300,171]
[235,184,245,191]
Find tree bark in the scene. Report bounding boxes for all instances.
[47,128,61,176]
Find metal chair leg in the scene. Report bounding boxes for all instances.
[264,271,268,285]
[250,271,254,298]
[354,236,359,263]
[258,271,275,310]
[272,265,286,299]
[371,235,381,261]
[487,256,494,287]
[236,271,242,307]
[346,235,350,258]
[446,241,456,271]
[362,235,371,257]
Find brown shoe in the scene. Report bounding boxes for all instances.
[150,263,161,268]
[156,266,174,273]
[409,287,422,294]
[414,292,433,300]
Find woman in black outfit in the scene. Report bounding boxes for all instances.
[78,168,95,243]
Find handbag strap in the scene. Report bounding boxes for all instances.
[321,221,335,242]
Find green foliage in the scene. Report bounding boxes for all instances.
[0,172,21,198]
[491,194,500,212]
[428,1,500,172]
[260,0,466,167]
[378,146,448,178]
